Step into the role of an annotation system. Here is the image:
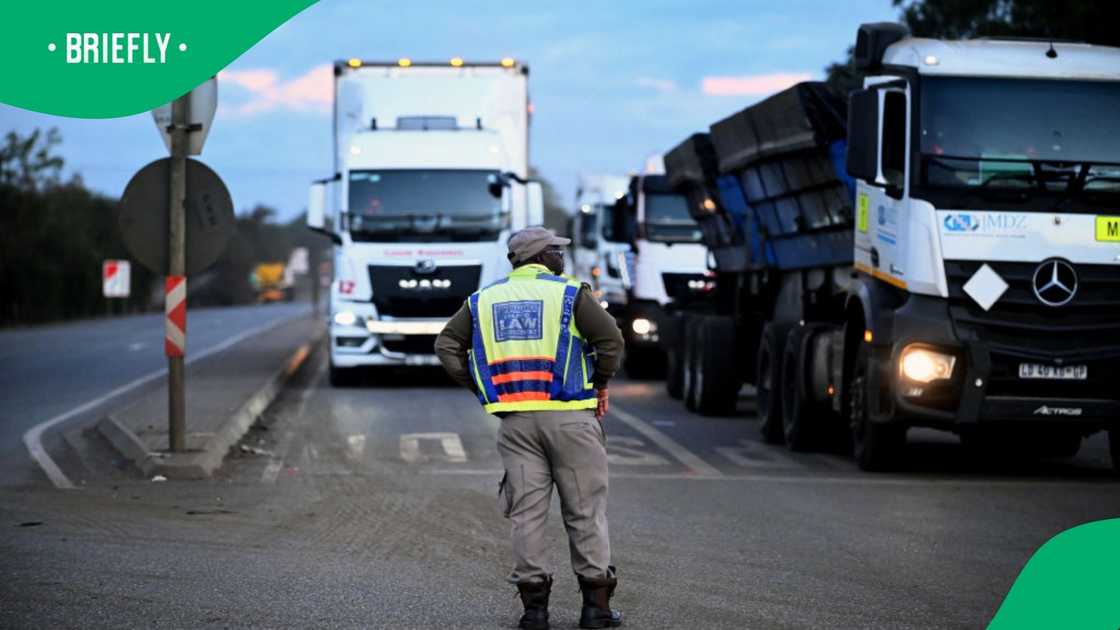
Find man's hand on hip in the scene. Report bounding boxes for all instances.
[595,387,609,421]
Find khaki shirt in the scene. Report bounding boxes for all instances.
[435,283,624,391]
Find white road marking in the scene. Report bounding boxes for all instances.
[607,436,671,466]
[24,310,308,490]
[261,461,283,483]
[421,468,1115,488]
[400,432,468,464]
[608,404,723,477]
[716,439,804,469]
[262,354,321,484]
[346,434,367,460]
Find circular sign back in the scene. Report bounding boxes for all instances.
[118,158,235,275]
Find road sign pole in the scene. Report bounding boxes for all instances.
[167,94,189,452]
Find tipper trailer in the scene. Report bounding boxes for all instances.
[668,23,1120,471]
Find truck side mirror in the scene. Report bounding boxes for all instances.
[526,181,545,226]
[307,181,341,244]
[846,89,880,183]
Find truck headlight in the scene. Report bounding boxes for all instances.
[899,345,956,383]
[631,317,655,336]
[333,310,358,327]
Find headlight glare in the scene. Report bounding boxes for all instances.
[899,346,956,383]
[333,310,358,327]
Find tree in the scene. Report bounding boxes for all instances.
[825,0,1120,94]
[0,127,65,191]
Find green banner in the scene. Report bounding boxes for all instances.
[0,0,316,118]
[988,518,1120,629]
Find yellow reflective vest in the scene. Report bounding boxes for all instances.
[468,264,597,414]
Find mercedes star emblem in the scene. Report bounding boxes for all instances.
[414,259,438,275]
[1032,259,1077,307]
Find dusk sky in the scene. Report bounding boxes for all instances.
[0,0,897,221]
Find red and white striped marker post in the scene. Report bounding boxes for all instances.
[165,276,187,357]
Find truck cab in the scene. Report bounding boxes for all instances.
[307,60,542,385]
[610,174,710,377]
[569,174,631,311]
[844,24,1120,466]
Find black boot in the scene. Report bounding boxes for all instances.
[578,568,622,629]
[516,576,551,630]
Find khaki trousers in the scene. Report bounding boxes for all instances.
[496,409,612,584]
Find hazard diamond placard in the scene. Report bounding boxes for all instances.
[102,260,131,298]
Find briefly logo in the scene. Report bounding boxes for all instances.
[1033,405,1083,417]
[943,214,980,232]
[1032,259,1078,307]
[414,259,438,275]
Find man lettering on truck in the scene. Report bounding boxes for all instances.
[435,227,625,630]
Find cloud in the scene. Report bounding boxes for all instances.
[635,77,678,94]
[701,72,813,96]
[218,64,333,116]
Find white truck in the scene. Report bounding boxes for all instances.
[609,169,712,378]
[569,174,631,311]
[306,58,544,385]
[670,23,1120,471]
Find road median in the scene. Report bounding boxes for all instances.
[97,313,323,480]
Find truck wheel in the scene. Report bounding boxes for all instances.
[682,316,704,411]
[849,342,905,471]
[664,315,686,400]
[691,316,739,416]
[757,323,790,444]
[780,325,820,452]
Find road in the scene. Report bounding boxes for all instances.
[2,341,1118,629]
[0,303,309,485]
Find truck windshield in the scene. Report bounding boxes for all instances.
[346,169,507,242]
[644,193,702,243]
[919,77,1120,202]
[578,209,599,248]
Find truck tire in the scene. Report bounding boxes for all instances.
[664,315,686,400]
[757,323,791,444]
[849,342,905,471]
[682,316,704,411]
[780,325,821,452]
[691,316,740,416]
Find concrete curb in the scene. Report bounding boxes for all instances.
[97,324,323,480]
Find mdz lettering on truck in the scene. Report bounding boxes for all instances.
[660,23,1120,471]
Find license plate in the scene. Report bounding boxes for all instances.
[1018,363,1087,380]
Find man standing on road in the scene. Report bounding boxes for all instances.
[435,227,625,630]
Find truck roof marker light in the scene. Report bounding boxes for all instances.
[450,57,464,67]
[527,102,535,114]
[350,145,361,155]
[347,58,362,68]
[863,329,873,343]
[923,55,939,66]
[702,198,717,213]
[500,57,516,68]
[398,58,412,67]
[591,266,601,278]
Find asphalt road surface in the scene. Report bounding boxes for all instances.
[2,344,1118,629]
[0,303,309,485]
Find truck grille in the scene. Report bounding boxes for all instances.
[368,264,480,318]
[382,334,438,355]
[944,260,1120,356]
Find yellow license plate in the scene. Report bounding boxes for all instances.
[1096,216,1120,242]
